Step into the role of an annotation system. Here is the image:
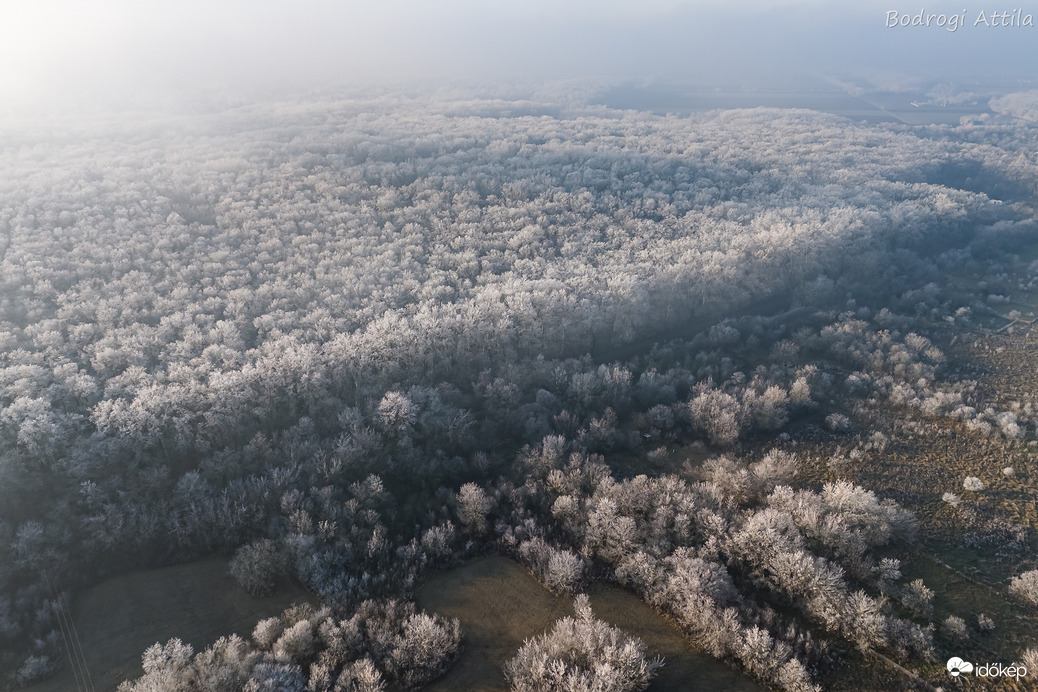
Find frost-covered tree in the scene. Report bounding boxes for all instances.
[455,482,492,534]
[117,639,196,692]
[388,612,462,689]
[942,615,969,641]
[518,537,585,594]
[504,594,662,692]
[1009,569,1038,606]
[689,387,743,447]
[231,539,289,596]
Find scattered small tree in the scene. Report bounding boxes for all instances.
[899,579,934,619]
[942,615,968,641]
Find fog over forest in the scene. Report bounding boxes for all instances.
[3,2,1038,692]
[2,0,1036,111]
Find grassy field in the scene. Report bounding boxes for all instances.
[416,555,761,692]
[24,557,311,692]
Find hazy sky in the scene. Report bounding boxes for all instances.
[0,0,1033,109]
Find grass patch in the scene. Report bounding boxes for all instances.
[23,557,312,692]
[416,555,762,692]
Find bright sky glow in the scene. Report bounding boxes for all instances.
[0,0,1029,112]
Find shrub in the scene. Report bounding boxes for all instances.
[246,662,306,692]
[334,658,386,691]
[688,388,743,447]
[273,620,315,661]
[388,612,462,689]
[942,615,968,641]
[518,537,585,594]
[962,476,986,492]
[504,594,663,692]
[1009,569,1038,606]
[253,617,287,649]
[16,655,53,685]
[419,522,456,562]
[1022,648,1038,675]
[824,413,851,433]
[117,638,195,692]
[231,539,289,596]
[193,635,259,691]
[899,579,934,619]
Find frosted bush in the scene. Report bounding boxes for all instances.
[230,539,288,596]
[900,579,934,619]
[456,483,492,534]
[253,617,286,649]
[273,620,314,661]
[335,658,386,691]
[942,615,968,641]
[962,476,985,492]
[545,550,585,595]
[1022,648,1038,675]
[645,404,676,431]
[246,662,306,692]
[1009,570,1038,606]
[824,413,851,433]
[16,655,53,684]
[518,537,586,595]
[504,594,662,692]
[389,612,462,688]
[420,522,456,560]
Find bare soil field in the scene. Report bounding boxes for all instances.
[416,555,762,691]
[24,557,312,692]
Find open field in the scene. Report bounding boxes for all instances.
[23,558,311,692]
[595,82,994,125]
[417,556,761,691]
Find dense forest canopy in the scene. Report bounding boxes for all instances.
[2,89,1038,691]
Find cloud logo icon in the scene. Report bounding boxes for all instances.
[947,657,974,677]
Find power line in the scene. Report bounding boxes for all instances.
[45,569,95,692]
[43,570,84,692]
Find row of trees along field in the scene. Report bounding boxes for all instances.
[2,89,1038,690]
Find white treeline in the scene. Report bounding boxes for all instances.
[1,90,1036,688]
